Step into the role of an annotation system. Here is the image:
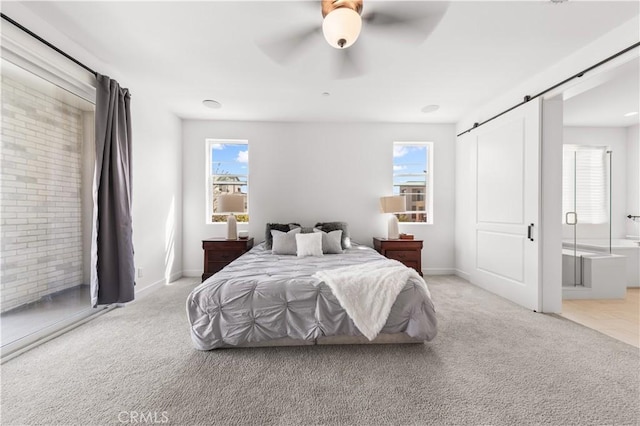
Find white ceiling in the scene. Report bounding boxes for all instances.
[10,1,640,123]
[563,58,639,127]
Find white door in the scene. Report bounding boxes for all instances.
[469,99,541,311]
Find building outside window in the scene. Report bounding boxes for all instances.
[393,141,433,223]
[206,139,249,223]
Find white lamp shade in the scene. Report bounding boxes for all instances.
[217,194,245,214]
[379,195,406,214]
[322,7,362,49]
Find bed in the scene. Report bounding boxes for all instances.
[186,237,437,350]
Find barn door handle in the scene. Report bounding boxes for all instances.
[527,224,534,242]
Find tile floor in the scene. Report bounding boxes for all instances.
[561,288,639,348]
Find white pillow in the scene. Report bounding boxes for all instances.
[271,228,301,255]
[313,228,343,254]
[295,232,323,258]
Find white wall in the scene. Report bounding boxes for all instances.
[541,97,564,313]
[562,127,627,240]
[182,120,455,276]
[454,132,473,280]
[131,101,183,288]
[1,3,183,294]
[627,124,640,238]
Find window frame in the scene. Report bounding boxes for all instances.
[392,141,434,225]
[205,138,249,225]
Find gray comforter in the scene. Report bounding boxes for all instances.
[186,243,437,350]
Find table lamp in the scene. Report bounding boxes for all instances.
[380,195,406,239]
[218,194,245,240]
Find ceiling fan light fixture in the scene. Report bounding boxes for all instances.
[322,7,362,49]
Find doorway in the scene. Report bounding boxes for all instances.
[558,57,639,347]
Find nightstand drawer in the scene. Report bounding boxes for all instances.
[203,241,250,251]
[207,250,244,263]
[385,250,420,262]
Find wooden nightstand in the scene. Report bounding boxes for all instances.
[373,237,423,276]
[202,238,254,282]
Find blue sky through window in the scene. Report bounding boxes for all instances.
[210,143,248,176]
[393,144,428,191]
[210,142,249,197]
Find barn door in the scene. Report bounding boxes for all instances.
[470,99,541,311]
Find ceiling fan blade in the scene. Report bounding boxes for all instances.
[363,11,415,27]
[362,2,450,44]
[332,42,366,80]
[257,26,322,65]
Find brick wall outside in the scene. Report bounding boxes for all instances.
[1,75,84,313]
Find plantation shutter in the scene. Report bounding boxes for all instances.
[562,145,608,224]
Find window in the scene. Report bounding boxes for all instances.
[562,145,608,224]
[206,139,249,223]
[393,142,433,223]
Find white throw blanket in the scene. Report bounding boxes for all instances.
[313,259,426,340]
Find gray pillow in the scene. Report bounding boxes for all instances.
[314,222,351,249]
[264,223,300,249]
[271,228,301,255]
[313,228,343,254]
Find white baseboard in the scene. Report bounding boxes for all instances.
[454,269,471,282]
[422,268,455,276]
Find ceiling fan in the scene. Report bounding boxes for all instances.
[258,1,450,79]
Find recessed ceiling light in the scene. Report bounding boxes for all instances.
[202,99,222,109]
[624,111,638,117]
[322,92,331,97]
[421,105,440,114]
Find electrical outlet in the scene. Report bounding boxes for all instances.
[137,268,143,278]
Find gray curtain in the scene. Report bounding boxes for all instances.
[90,74,134,307]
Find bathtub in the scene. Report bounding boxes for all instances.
[562,249,626,299]
[562,239,639,287]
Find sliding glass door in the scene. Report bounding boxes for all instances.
[0,58,96,351]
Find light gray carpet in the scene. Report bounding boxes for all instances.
[1,275,638,425]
